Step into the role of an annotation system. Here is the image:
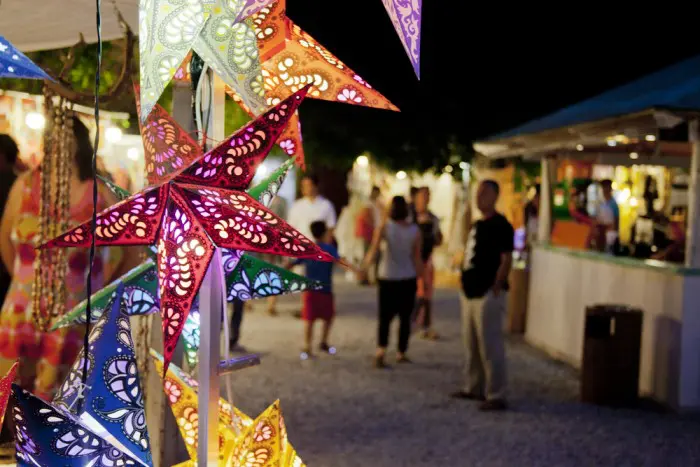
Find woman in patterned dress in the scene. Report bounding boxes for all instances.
[0,117,135,402]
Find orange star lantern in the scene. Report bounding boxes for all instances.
[253,0,398,111]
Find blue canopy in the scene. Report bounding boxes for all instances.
[488,54,700,141]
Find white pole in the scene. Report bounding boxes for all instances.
[686,120,700,267]
[538,156,553,243]
[196,70,227,466]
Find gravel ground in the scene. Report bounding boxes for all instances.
[227,279,700,467]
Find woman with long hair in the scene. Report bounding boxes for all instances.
[0,116,137,401]
[363,196,423,368]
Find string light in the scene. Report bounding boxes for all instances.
[629,152,639,160]
[576,144,584,151]
[396,170,407,180]
[645,134,657,142]
[356,155,369,167]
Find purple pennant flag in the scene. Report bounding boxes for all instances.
[382,0,423,79]
[0,35,53,80]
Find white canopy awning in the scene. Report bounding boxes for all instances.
[0,0,138,52]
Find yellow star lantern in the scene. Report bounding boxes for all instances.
[151,350,253,464]
[225,400,305,467]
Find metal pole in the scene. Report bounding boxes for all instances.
[196,69,227,466]
[197,249,225,465]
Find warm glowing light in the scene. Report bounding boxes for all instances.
[629,197,639,207]
[576,144,584,151]
[617,187,631,204]
[25,112,45,130]
[645,134,657,142]
[629,152,639,160]
[459,161,469,170]
[614,134,626,142]
[396,171,407,180]
[607,140,617,147]
[356,155,369,167]
[105,127,123,143]
[127,148,140,161]
[444,165,453,173]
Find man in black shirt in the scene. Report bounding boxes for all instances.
[452,180,513,411]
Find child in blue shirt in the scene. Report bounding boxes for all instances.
[292,221,358,357]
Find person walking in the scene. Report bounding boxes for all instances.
[452,180,513,411]
[363,196,423,368]
[413,187,443,340]
[288,174,336,240]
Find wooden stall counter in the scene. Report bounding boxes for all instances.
[526,244,700,411]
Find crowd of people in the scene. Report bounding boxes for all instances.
[272,172,514,411]
[0,126,515,433]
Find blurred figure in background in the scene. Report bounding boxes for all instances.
[414,187,442,339]
[0,135,19,305]
[355,186,382,284]
[523,184,540,251]
[262,194,288,316]
[0,117,138,447]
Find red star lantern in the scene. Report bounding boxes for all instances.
[42,86,332,374]
[0,362,18,428]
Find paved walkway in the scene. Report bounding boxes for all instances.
[229,280,700,466]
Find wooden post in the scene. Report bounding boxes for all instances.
[686,120,700,267]
[538,156,553,243]
[196,70,227,466]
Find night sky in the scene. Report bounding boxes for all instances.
[288,3,700,162]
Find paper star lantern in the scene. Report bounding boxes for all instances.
[53,283,153,466]
[251,0,398,111]
[226,86,306,169]
[12,385,141,467]
[51,260,159,331]
[382,0,423,78]
[139,0,266,121]
[0,362,18,428]
[226,400,305,467]
[150,350,253,463]
[0,35,53,80]
[43,88,333,374]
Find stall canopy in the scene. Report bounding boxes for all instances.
[475,54,700,160]
[0,0,138,52]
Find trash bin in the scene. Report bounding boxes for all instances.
[581,305,643,407]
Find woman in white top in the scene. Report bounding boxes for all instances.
[363,196,423,368]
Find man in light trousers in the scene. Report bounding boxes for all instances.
[452,180,513,411]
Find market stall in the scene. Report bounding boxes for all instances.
[474,54,700,410]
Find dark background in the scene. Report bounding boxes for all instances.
[289,2,700,170]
